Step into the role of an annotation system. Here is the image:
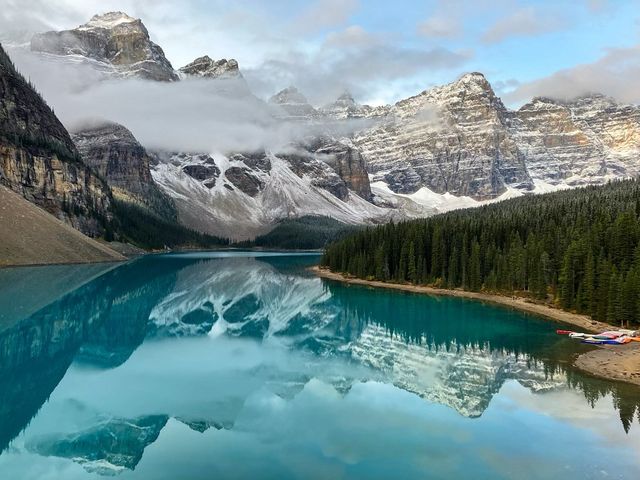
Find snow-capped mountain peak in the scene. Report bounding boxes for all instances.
[179,55,242,79]
[31,12,178,81]
[268,86,319,119]
[269,86,309,105]
[81,11,138,30]
[321,91,373,119]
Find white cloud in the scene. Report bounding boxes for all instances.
[294,0,359,33]
[417,16,461,39]
[324,25,378,48]
[243,35,472,105]
[505,45,640,105]
[481,7,566,44]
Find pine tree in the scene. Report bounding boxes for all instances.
[408,241,417,283]
[468,240,482,292]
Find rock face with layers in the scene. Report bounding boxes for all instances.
[72,122,176,219]
[0,43,112,236]
[353,72,533,199]
[30,12,178,81]
[351,74,640,199]
[508,94,640,185]
[309,138,373,201]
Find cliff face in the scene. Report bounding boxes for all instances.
[509,95,640,185]
[30,12,177,82]
[0,43,112,236]
[72,122,176,220]
[353,73,533,199]
[351,74,640,200]
[310,138,373,201]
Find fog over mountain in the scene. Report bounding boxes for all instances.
[7,48,373,154]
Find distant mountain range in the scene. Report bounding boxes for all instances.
[2,10,640,243]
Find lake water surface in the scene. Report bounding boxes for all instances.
[0,252,639,479]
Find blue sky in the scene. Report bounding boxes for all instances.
[2,0,640,106]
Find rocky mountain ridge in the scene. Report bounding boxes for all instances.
[262,73,640,205]
[353,72,533,199]
[507,94,640,186]
[150,137,389,240]
[340,73,640,199]
[320,91,373,119]
[178,55,241,79]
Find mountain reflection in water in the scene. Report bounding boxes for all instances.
[0,252,639,478]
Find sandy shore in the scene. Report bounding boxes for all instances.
[312,266,640,387]
[574,343,640,386]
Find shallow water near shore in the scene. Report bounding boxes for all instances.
[1,252,639,479]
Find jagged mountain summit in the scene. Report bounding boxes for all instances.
[178,55,252,95]
[320,91,372,119]
[30,12,178,81]
[179,56,241,79]
[269,86,320,119]
[28,12,255,94]
[350,72,640,202]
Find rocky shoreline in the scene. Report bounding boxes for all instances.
[312,266,640,387]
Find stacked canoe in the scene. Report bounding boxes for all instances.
[556,329,640,345]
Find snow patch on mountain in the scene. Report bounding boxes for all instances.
[151,152,395,240]
[79,12,137,30]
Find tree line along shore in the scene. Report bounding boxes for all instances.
[321,179,640,328]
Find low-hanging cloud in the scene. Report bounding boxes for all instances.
[9,48,375,155]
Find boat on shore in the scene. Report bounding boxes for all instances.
[556,329,639,345]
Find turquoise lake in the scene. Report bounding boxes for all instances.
[0,252,639,479]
